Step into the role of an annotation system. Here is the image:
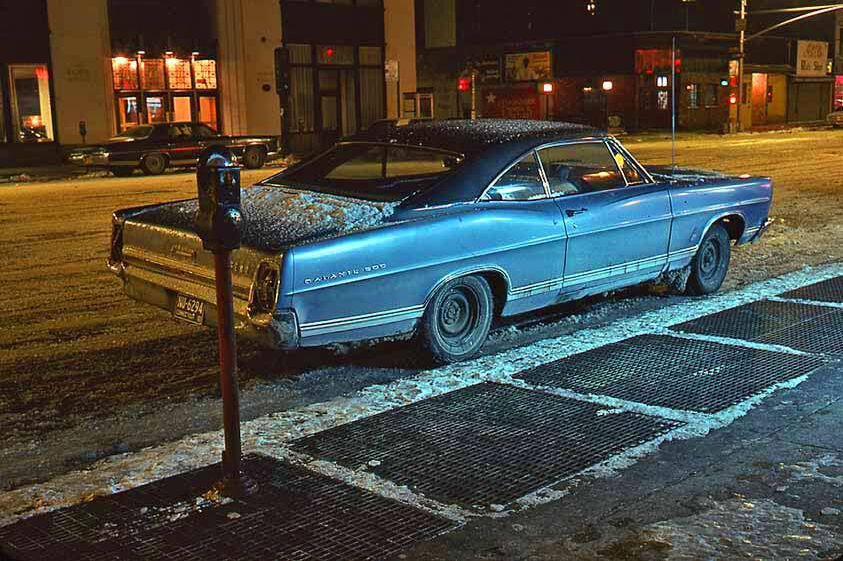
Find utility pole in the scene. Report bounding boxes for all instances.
[737,0,747,132]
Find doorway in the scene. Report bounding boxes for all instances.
[319,69,357,147]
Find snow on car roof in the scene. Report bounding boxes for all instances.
[354,119,598,156]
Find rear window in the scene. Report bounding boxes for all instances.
[272,143,463,202]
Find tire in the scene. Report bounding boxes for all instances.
[242,146,266,169]
[110,167,134,177]
[419,275,493,364]
[140,153,168,175]
[686,223,731,296]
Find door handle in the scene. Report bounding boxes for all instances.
[565,208,587,217]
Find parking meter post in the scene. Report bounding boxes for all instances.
[195,147,256,497]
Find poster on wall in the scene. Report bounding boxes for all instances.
[504,51,552,82]
[480,85,540,119]
[796,40,828,77]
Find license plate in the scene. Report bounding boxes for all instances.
[174,294,205,325]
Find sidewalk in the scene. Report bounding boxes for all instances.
[1,272,842,560]
[0,164,105,185]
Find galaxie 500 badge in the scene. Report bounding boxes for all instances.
[304,263,386,285]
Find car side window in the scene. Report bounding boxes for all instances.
[193,124,218,139]
[485,152,547,201]
[168,124,192,140]
[608,143,644,185]
[537,142,626,195]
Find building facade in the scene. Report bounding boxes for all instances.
[0,0,416,167]
[415,0,835,132]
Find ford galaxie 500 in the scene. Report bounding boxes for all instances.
[108,120,772,363]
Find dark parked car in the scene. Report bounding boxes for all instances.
[67,122,280,176]
[108,119,772,364]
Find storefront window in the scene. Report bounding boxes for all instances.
[288,44,312,64]
[687,83,700,109]
[359,46,382,65]
[193,60,217,89]
[145,95,166,123]
[704,84,718,107]
[141,59,165,90]
[172,95,192,121]
[166,58,192,89]
[198,96,218,130]
[112,57,139,90]
[317,45,354,65]
[9,65,54,142]
[117,96,140,131]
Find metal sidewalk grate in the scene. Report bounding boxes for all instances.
[0,454,455,561]
[780,276,843,304]
[515,334,825,413]
[292,383,679,508]
[671,299,843,355]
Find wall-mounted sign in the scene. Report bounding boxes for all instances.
[797,40,828,77]
[472,58,501,83]
[504,51,552,82]
[480,84,539,119]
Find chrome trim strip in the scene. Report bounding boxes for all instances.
[508,246,698,300]
[299,246,701,336]
[299,304,424,336]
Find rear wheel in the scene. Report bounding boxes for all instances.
[419,275,493,364]
[686,223,731,295]
[110,167,134,177]
[140,153,167,175]
[242,146,266,169]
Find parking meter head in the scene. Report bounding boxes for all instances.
[195,146,244,253]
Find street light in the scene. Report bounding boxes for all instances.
[602,80,613,129]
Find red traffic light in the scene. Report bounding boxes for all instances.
[457,78,470,92]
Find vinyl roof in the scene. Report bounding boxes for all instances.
[353,119,598,156]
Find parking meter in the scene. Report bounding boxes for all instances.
[195,147,243,253]
[195,146,255,496]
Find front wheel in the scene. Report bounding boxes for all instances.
[419,275,493,364]
[686,223,731,295]
[242,146,266,169]
[140,153,168,175]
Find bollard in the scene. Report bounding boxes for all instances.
[195,147,256,497]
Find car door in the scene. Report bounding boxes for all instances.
[192,123,221,155]
[538,140,672,293]
[166,123,200,165]
[472,150,567,314]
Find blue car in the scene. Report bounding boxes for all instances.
[108,120,772,363]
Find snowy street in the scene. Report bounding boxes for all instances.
[1,129,843,559]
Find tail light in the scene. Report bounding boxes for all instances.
[252,262,280,313]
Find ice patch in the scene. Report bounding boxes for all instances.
[639,498,843,560]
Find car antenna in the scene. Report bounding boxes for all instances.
[671,35,677,172]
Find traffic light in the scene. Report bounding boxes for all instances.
[457,78,470,92]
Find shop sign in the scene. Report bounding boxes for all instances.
[504,51,552,82]
[797,40,828,77]
[473,58,501,83]
[480,84,539,119]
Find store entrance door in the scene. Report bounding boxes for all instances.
[319,69,357,147]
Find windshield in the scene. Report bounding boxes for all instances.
[114,125,153,139]
[266,143,463,202]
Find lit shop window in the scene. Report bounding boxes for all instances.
[112,57,139,89]
[687,83,700,109]
[166,58,192,89]
[656,75,668,88]
[198,96,218,130]
[9,65,54,143]
[193,59,217,89]
[117,96,140,131]
[141,59,165,90]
